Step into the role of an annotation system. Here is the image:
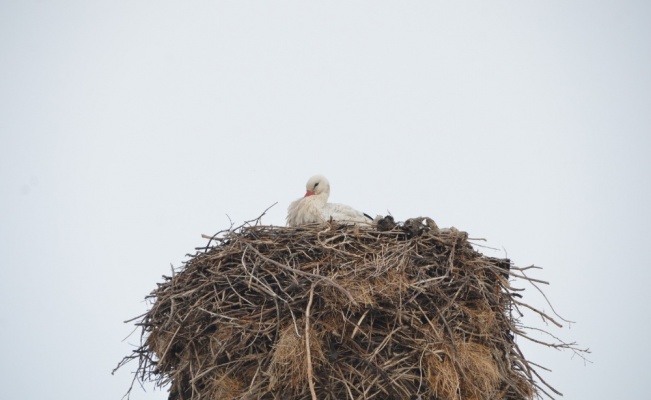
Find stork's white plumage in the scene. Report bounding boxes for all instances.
[286,175,371,227]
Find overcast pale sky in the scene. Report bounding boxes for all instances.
[1,1,650,399]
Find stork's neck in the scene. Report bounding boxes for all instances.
[308,191,329,205]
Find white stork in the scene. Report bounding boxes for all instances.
[286,175,371,227]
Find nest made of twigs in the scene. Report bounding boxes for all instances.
[116,216,579,400]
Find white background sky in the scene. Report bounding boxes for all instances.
[1,1,650,399]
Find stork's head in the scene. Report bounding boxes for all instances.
[304,175,330,197]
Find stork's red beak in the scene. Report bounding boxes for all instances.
[304,190,315,197]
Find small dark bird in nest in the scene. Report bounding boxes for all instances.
[402,218,426,238]
[376,215,397,231]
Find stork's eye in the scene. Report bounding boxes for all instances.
[314,182,319,188]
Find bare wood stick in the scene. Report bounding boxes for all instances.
[507,271,550,285]
[510,265,543,271]
[351,309,369,339]
[305,285,318,400]
[512,298,564,328]
[247,201,278,224]
[522,270,576,324]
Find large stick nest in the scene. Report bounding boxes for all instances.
[117,216,578,400]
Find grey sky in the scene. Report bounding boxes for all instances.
[1,1,649,399]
